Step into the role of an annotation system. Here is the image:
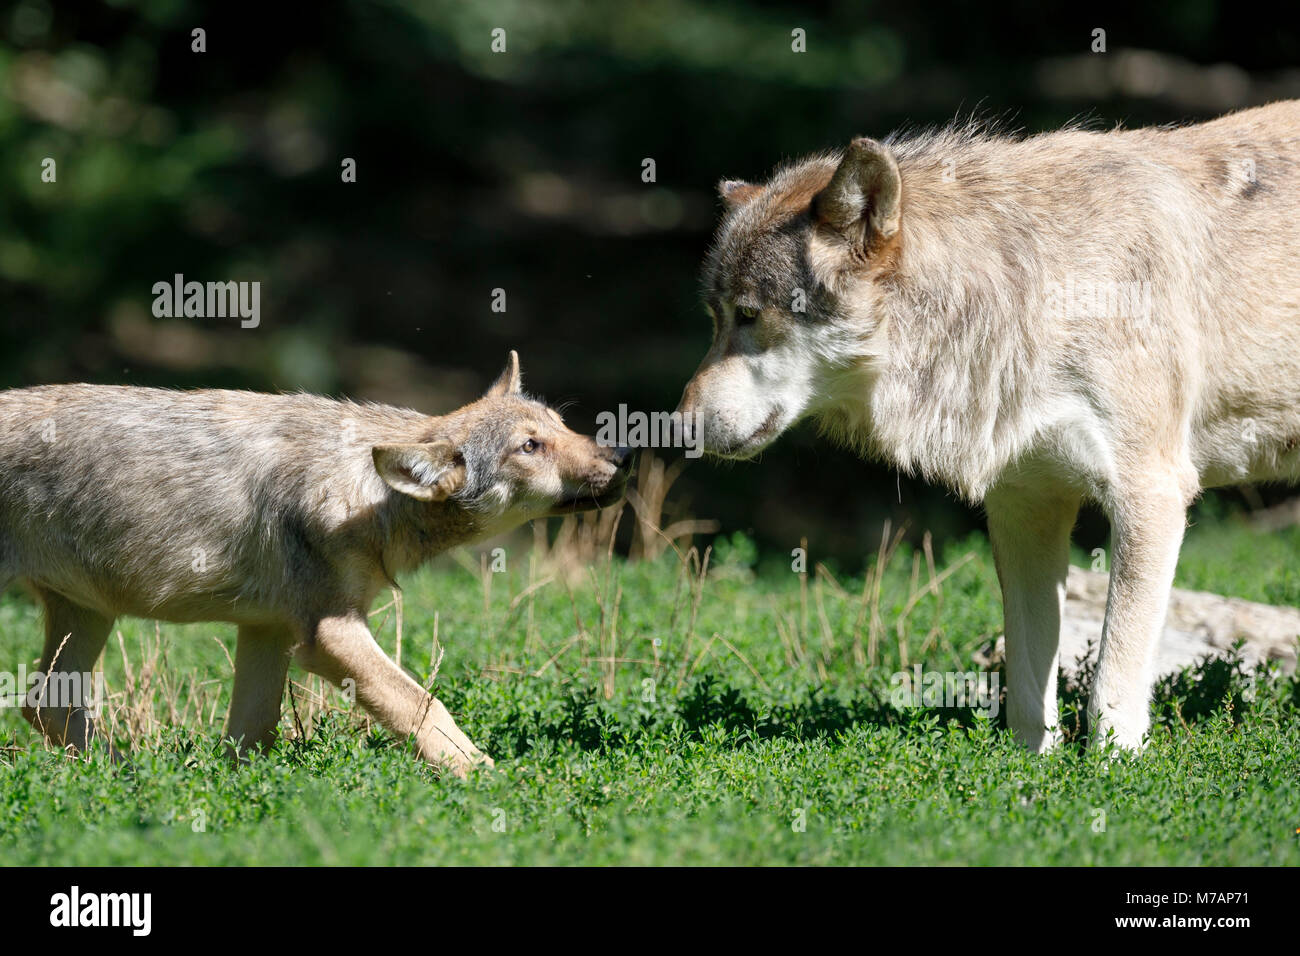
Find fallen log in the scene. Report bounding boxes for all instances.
[978,566,1300,678]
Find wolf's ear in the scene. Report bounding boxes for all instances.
[486,350,522,397]
[718,179,761,208]
[372,441,465,501]
[813,137,901,250]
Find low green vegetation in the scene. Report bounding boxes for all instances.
[1,517,1296,865]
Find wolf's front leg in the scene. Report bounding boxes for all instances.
[1090,481,1188,749]
[985,485,1080,752]
[296,614,493,776]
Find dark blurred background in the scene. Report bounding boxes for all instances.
[4,0,1298,567]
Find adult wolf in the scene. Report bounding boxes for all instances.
[678,101,1300,751]
[0,353,630,774]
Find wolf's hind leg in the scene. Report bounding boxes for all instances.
[295,614,493,776]
[23,588,114,752]
[225,624,293,756]
[985,484,1080,753]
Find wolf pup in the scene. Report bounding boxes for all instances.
[678,101,1300,752]
[0,352,629,775]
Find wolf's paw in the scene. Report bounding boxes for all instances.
[1087,705,1149,753]
[440,748,495,779]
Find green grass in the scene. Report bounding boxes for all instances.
[1,517,1297,865]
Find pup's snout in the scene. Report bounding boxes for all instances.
[611,446,634,470]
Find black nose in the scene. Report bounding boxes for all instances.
[612,446,633,469]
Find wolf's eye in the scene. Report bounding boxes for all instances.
[520,438,540,454]
[736,306,759,325]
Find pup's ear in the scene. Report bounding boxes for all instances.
[718,179,761,208]
[813,137,901,251]
[486,350,522,397]
[372,441,465,501]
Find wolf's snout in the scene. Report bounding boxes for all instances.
[676,380,699,419]
[611,445,633,470]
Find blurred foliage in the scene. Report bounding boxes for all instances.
[3,0,1297,565]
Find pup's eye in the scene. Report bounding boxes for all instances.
[520,438,540,454]
[736,306,759,325]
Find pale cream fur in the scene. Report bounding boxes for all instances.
[682,102,1300,749]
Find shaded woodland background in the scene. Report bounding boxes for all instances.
[4,0,1299,566]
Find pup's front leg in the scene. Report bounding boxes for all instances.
[985,485,1080,753]
[295,614,493,777]
[1090,480,1188,749]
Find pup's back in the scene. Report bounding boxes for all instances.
[0,385,425,623]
